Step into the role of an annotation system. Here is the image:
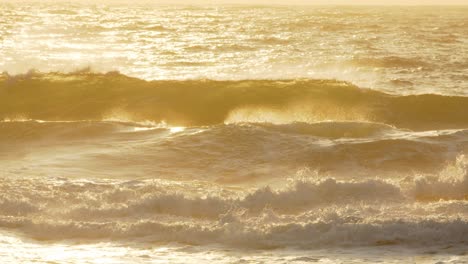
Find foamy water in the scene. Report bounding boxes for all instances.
[0,3,467,263]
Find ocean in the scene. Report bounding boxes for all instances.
[0,3,467,263]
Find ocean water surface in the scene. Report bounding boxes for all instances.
[0,3,467,263]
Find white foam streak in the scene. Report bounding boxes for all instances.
[0,157,467,246]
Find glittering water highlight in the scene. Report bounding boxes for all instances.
[0,3,467,263]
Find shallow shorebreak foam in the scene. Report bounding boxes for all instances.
[0,158,467,247]
[1,71,468,130]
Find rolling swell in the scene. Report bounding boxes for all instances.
[1,71,467,130]
[1,120,466,180]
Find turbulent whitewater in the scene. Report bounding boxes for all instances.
[0,3,467,264]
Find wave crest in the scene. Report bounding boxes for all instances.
[1,71,467,130]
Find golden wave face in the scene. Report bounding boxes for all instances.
[1,71,467,130]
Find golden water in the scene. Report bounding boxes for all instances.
[0,3,467,263]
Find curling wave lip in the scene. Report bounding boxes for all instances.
[1,72,467,130]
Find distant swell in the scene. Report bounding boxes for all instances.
[1,71,467,130]
[347,56,430,68]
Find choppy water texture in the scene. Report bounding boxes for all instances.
[1,4,467,95]
[0,3,467,264]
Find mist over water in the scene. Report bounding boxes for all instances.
[0,3,467,264]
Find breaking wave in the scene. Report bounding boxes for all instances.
[0,216,466,248]
[1,71,467,130]
[0,70,467,250]
[0,157,467,246]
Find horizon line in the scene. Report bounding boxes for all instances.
[1,1,467,5]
